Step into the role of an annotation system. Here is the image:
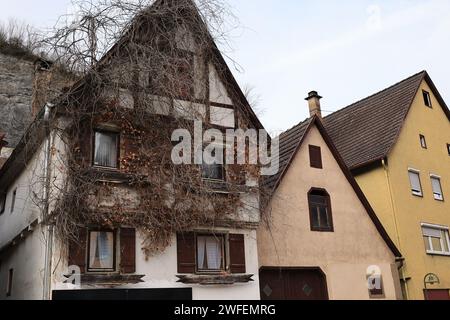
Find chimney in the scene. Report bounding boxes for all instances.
[305,91,322,117]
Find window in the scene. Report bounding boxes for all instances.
[196,234,226,273]
[423,90,432,107]
[177,232,246,275]
[10,188,16,213]
[422,224,450,255]
[201,147,225,181]
[308,188,333,232]
[6,268,13,297]
[93,130,119,169]
[419,135,427,149]
[0,193,6,215]
[447,144,450,156]
[309,145,323,169]
[408,170,423,197]
[87,231,116,272]
[202,163,224,181]
[430,175,444,201]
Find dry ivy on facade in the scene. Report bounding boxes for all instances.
[34,0,267,256]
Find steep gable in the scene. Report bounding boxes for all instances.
[264,116,401,257]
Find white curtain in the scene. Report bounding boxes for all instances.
[89,232,114,269]
[197,237,206,270]
[197,236,222,270]
[94,132,117,167]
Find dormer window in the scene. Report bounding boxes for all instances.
[423,90,432,108]
[93,130,119,169]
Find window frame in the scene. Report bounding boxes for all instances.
[421,223,450,256]
[92,129,120,170]
[423,90,432,108]
[408,169,423,197]
[419,134,427,149]
[195,233,227,274]
[200,143,226,182]
[309,145,323,169]
[308,188,334,232]
[86,229,117,273]
[430,174,444,201]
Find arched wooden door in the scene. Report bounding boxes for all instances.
[260,267,329,300]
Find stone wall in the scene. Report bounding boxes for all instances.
[0,53,34,148]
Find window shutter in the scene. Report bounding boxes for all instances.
[120,228,136,274]
[431,177,443,199]
[309,145,323,169]
[177,232,196,274]
[68,228,87,273]
[229,234,246,274]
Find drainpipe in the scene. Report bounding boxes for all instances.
[382,158,409,300]
[42,102,55,300]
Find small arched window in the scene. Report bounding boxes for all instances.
[308,188,334,232]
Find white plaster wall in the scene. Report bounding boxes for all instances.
[209,63,233,105]
[52,229,261,300]
[258,125,402,300]
[0,225,46,300]
[0,140,45,247]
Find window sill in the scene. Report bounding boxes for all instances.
[176,274,254,285]
[64,274,145,286]
[426,251,450,257]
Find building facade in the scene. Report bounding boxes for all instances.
[0,0,263,300]
[325,71,450,300]
[257,97,403,300]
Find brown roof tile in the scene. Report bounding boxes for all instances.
[323,71,427,169]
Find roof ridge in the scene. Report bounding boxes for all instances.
[279,116,313,139]
[324,70,426,120]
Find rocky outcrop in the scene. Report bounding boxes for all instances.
[0,53,34,148]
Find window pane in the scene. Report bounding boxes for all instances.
[442,231,450,253]
[431,177,443,200]
[408,171,422,195]
[89,231,114,270]
[310,194,326,205]
[431,237,443,252]
[423,236,431,251]
[197,236,223,271]
[94,131,118,168]
[310,206,320,228]
[202,164,224,180]
[319,207,329,228]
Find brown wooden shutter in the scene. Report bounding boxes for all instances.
[309,145,323,169]
[68,228,87,273]
[229,234,246,274]
[177,232,196,274]
[120,228,136,274]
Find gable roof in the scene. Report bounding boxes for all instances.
[324,71,450,170]
[265,115,402,257]
[0,0,264,190]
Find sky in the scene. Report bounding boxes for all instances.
[1,0,450,135]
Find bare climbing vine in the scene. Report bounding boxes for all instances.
[33,0,268,256]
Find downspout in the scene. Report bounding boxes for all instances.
[382,158,409,300]
[42,103,55,300]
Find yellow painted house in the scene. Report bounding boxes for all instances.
[324,71,450,300]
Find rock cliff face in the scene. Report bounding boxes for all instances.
[0,53,34,148]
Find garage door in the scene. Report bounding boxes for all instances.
[424,289,450,300]
[260,268,328,300]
